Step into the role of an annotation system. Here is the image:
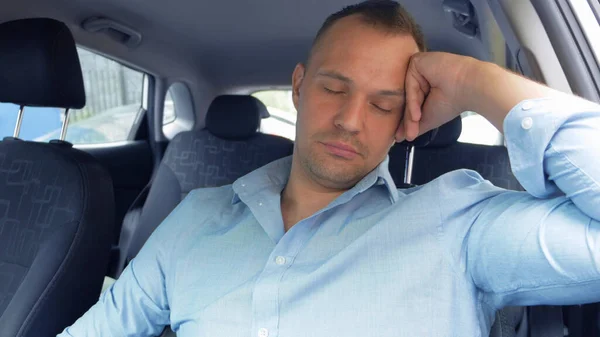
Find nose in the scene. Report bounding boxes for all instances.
[333,94,365,134]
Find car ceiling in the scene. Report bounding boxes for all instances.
[1,0,501,93]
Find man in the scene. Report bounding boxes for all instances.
[60,1,600,336]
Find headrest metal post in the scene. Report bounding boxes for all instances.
[60,108,70,141]
[13,105,25,138]
[403,145,415,185]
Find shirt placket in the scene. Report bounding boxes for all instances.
[251,216,319,337]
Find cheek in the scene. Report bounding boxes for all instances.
[298,87,339,131]
[365,117,400,153]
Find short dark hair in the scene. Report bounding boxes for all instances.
[310,0,426,57]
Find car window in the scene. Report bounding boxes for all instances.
[458,111,503,146]
[0,47,144,144]
[162,82,195,138]
[163,89,176,125]
[0,105,62,141]
[252,90,502,145]
[252,90,297,140]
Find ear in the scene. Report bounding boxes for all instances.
[291,63,305,111]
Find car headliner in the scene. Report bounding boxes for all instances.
[1,0,502,92]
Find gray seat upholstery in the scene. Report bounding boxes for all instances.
[0,18,115,337]
[388,117,523,191]
[408,142,523,191]
[388,118,526,337]
[115,95,294,278]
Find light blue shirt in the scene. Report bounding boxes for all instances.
[59,97,600,337]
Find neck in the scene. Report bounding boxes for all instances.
[280,155,347,232]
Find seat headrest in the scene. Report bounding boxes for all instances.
[401,116,462,148]
[205,95,270,140]
[0,18,85,109]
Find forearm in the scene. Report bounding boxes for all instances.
[455,95,600,305]
[459,60,600,220]
[504,96,600,220]
[57,263,170,336]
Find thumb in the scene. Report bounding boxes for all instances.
[394,115,406,143]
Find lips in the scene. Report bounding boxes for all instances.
[321,141,360,160]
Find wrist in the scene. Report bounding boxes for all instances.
[457,59,501,114]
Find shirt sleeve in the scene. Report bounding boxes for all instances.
[56,191,198,337]
[438,96,600,310]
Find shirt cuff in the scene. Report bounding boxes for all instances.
[503,97,580,198]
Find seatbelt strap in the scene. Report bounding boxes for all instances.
[529,306,565,337]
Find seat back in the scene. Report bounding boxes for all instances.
[115,95,293,277]
[0,18,115,337]
[389,118,525,337]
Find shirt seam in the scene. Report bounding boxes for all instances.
[129,259,167,314]
[436,185,492,335]
[547,142,600,190]
[434,183,465,282]
[481,273,600,307]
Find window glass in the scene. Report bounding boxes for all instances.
[0,47,144,144]
[163,89,176,125]
[252,90,297,140]
[0,105,61,140]
[458,111,503,146]
[252,90,503,146]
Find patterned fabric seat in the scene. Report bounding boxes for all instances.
[0,18,114,337]
[114,95,293,277]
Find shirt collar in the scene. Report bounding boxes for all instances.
[231,155,399,205]
[375,156,400,203]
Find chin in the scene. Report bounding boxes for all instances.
[306,153,365,188]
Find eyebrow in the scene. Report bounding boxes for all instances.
[316,70,405,97]
[316,70,352,83]
[376,89,405,97]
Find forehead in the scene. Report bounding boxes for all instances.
[308,15,419,84]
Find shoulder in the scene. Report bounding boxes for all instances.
[170,185,237,221]
[400,169,507,210]
[399,169,492,195]
[434,169,488,189]
[186,184,235,204]
[153,185,235,236]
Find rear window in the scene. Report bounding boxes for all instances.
[0,47,144,144]
[252,90,502,146]
[458,111,503,145]
[252,90,297,140]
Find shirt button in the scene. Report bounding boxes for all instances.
[258,202,263,206]
[522,101,534,111]
[241,183,246,187]
[275,256,286,265]
[521,117,533,130]
[258,328,269,337]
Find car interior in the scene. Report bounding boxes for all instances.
[0,0,599,336]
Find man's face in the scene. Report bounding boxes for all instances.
[291,15,419,190]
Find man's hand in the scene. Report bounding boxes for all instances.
[396,52,477,142]
[395,52,567,142]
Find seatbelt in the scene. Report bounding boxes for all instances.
[108,181,153,278]
[529,306,565,337]
[399,144,417,189]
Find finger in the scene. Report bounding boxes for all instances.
[404,83,426,141]
[394,120,405,143]
[405,78,424,124]
[404,65,431,141]
[405,55,432,123]
[404,102,421,141]
[414,99,457,140]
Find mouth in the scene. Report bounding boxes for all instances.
[320,141,360,160]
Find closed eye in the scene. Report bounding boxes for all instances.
[372,103,392,113]
[324,87,344,95]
